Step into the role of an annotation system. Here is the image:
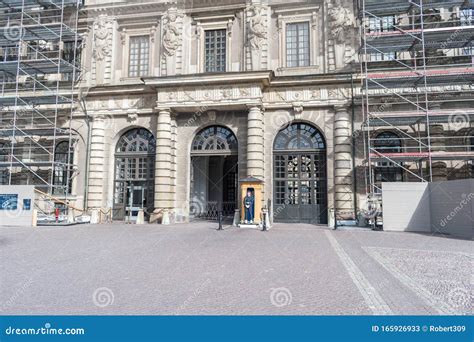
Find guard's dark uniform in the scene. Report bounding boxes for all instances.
[244,195,255,222]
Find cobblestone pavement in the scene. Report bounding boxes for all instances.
[0,222,472,315]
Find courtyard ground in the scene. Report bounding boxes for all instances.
[0,222,471,315]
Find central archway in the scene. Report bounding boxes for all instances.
[273,122,328,224]
[190,125,238,220]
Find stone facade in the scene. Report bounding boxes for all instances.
[66,0,473,224]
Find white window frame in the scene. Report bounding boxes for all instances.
[276,9,319,69]
[196,20,232,73]
[121,28,154,79]
[285,21,311,68]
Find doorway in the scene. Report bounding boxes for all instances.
[273,123,328,224]
[113,128,155,221]
[189,125,238,220]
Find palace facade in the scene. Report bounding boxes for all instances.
[64,0,472,224]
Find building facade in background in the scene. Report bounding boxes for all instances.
[74,0,361,224]
[1,0,472,224]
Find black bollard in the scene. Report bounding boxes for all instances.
[217,211,223,230]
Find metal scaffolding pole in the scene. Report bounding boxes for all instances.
[0,0,82,198]
[359,0,474,205]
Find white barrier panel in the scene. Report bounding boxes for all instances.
[382,180,474,239]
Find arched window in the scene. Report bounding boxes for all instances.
[274,122,325,151]
[373,131,402,153]
[191,125,238,154]
[53,141,74,194]
[116,128,155,154]
[273,122,327,224]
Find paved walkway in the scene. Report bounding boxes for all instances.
[0,222,471,315]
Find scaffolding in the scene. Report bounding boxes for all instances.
[0,0,82,202]
[359,0,474,204]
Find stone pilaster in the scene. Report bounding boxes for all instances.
[87,115,106,210]
[170,114,177,205]
[334,105,355,219]
[152,108,173,224]
[247,105,264,179]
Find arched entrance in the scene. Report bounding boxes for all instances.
[190,125,238,220]
[113,128,155,221]
[273,122,328,224]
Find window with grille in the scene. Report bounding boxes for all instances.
[204,29,226,72]
[286,22,310,67]
[128,36,149,77]
[368,16,396,61]
[273,123,328,224]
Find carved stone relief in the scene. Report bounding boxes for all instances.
[162,8,182,57]
[92,15,113,61]
[327,0,355,44]
[245,4,268,71]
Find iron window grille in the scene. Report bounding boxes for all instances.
[204,29,226,72]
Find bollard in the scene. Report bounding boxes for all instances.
[217,211,223,230]
[262,211,267,231]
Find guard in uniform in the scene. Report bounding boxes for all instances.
[243,190,255,224]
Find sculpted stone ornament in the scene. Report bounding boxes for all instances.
[162,9,181,56]
[207,111,217,121]
[92,16,112,61]
[127,111,138,123]
[327,0,355,44]
[311,89,321,100]
[293,103,304,116]
[221,88,233,99]
[247,5,267,50]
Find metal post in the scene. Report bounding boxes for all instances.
[262,211,267,231]
[217,210,223,230]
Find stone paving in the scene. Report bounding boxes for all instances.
[0,222,471,315]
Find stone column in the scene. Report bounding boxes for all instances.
[170,114,177,203]
[247,105,264,179]
[87,115,106,220]
[152,108,173,224]
[334,105,355,219]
